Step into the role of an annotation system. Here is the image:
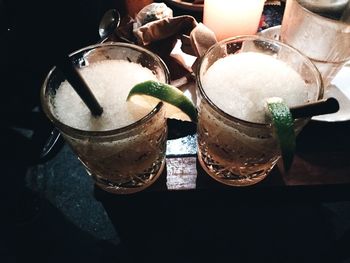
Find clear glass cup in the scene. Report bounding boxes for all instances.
[41,43,170,194]
[281,0,350,88]
[281,0,350,122]
[196,35,323,187]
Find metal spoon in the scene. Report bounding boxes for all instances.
[98,9,121,43]
[38,9,121,163]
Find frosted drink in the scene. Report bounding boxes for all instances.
[41,43,170,194]
[196,36,323,186]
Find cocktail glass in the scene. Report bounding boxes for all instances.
[196,35,323,186]
[41,43,170,194]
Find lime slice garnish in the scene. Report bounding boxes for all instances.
[266,97,296,171]
[127,80,197,123]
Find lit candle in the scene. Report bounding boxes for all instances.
[203,0,265,41]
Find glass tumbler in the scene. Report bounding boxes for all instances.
[281,0,350,88]
[41,43,170,194]
[196,35,323,186]
[281,0,350,122]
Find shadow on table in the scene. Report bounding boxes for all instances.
[296,120,350,167]
[14,197,129,263]
[95,185,339,263]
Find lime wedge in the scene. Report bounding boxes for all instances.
[266,97,296,171]
[127,80,197,123]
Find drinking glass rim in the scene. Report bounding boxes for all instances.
[41,42,170,138]
[196,35,324,128]
[293,0,350,27]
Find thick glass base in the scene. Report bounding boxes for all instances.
[91,159,165,194]
[198,151,278,187]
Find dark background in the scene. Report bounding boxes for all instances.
[1,1,350,262]
[1,1,115,262]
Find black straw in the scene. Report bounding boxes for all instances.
[290,97,339,119]
[57,55,103,116]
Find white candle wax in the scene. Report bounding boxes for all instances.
[203,0,265,41]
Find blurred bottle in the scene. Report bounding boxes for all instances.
[128,0,154,18]
[298,0,349,20]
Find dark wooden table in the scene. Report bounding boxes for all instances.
[93,114,350,263]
